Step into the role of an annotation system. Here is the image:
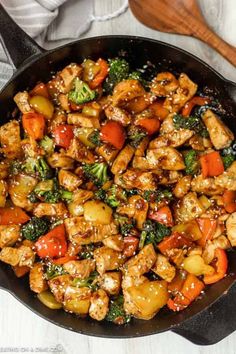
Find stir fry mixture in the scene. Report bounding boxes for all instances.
[0,57,235,324]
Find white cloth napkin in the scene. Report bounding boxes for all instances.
[0,0,128,88]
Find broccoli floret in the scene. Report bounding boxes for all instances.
[83,162,108,186]
[103,58,130,94]
[173,114,208,138]
[221,146,236,169]
[78,244,96,259]
[143,189,173,202]
[39,136,54,155]
[129,71,149,89]
[114,213,135,236]
[139,220,171,249]
[29,179,73,203]
[45,263,67,280]
[23,157,53,180]
[60,189,73,202]
[10,160,22,175]
[94,189,107,201]
[128,125,147,148]
[88,130,102,147]
[126,189,139,197]
[106,295,131,325]
[184,150,199,175]
[21,216,50,241]
[68,78,96,105]
[72,271,99,291]
[106,185,127,208]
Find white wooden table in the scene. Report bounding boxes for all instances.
[1,0,236,353]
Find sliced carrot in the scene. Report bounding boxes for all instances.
[182,96,211,117]
[149,100,169,121]
[53,255,77,265]
[30,82,49,98]
[196,218,217,247]
[0,206,30,225]
[200,151,224,178]
[223,190,236,213]
[89,59,109,89]
[137,118,160,135]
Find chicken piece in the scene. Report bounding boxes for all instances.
[63,259,95,278]
[125,93,153,114]
[202,109,234,149]
[100,272,122,295]
[124,280,168,320]
[188,135,208,151]
[152,253,176,282]
[67,113,100,128]
[0,180,8,207]
[165,248,185,266]
[115,170,157,191]
[132,156,156,170]
[149,129,193,149]
[58,94,71,112]
[13,91,33,114]
[0,225,21,248]
[151,72,179,97]
[202,236,231,264]
[173,175,192,198]
[47,153,74,170]
[102,234,124,251]
[164,73,198,112]
[48,274,72,303]
[89,289,109,321]
[117,195,148,230]
[215,161,236,191]
[226,212,236,247]
[111,145,134,175]
[64,217,118,245]
[191,174,224,196]
[33,203,68,218]
[94,246,124,275]
[124,244,157,276]
[135,137,150,157]
[175,192,204,223]
[66,138,95,164]
[17,245,35,267]
[158,170,183,185]
[58,169,82,191]
[146,147,185,170]
[9,174,38,211]
[95,144,119,164]
[112,79,145,106]
[104,105,132,126]
[0,120,22,159]
[29,263,48,293]
[56,63,82,94]
[63,286,91,315]
[0,247,21,266]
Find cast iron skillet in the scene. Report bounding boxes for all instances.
[1,4,236,346]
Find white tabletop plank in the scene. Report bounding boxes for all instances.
[1,1,236,353]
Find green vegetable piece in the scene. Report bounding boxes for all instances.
[114,213,135,236]
[103,58,130,94]
[23,157,53,180]
[184,150,199,175]
[39,136,54,155]
[83,162,108,186]
[21,216,50,241]
[128,125,147,148]
[46,263,67,280]
[221,146,236,169]
[139,220,171,249]
[106,295,131,325]
[78,244,96,259]
[173,114,209,138]
[68,78,96,105]
[88,130,102,147]
[72,271,99,291]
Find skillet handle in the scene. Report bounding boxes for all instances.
[172,281,236,345]
[0,4,44,69]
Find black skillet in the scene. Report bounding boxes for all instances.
[1,4,236,346]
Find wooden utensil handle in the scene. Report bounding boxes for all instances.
[193,24,236,67]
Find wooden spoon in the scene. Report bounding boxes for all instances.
[129,0,236,67]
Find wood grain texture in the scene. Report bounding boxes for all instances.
[0,1,236,353]
[129,0,236,66]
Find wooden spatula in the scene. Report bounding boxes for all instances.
[129,0,236,67]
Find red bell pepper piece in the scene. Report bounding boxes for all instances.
[137,118,160,135]
[35,224,67,259]
[200,151,224,178]
[89,58,109,89]
[203,248,228,284]
[123,236,139,257]
[181,96,211,117]
[22,112,45,140]
[196,218,217,247]
[30,82,49,98]
[223,190,236,213]
[0,206,30,225]
[100,121,126,149]
[158,232,193,255]
[149,100,169,121]
[53,124,74,149]
[148,206,173,227]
